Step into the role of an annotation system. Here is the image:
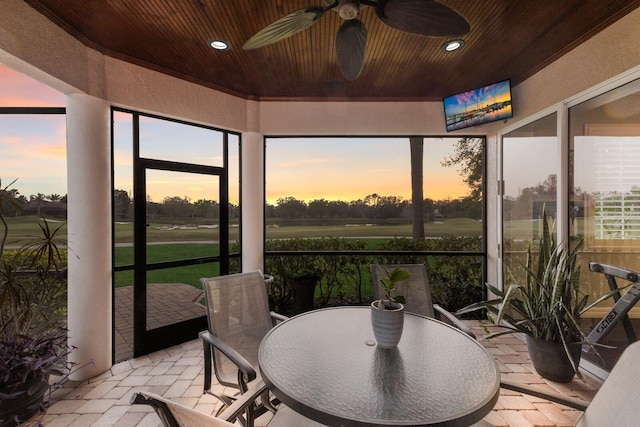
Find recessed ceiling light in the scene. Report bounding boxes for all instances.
[208,39,230,51]
[443,39,464,52]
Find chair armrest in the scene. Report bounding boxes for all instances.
[500,379,589,411]
[199,330,257,383]
[270,311,289,324]
[130,392,180,427]
[434,304,476,339]
[131,382,269,427]
[219,379,269,422]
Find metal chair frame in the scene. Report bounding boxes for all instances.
[131,379,266,427]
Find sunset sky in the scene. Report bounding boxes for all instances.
[0,65,67,197]
[265,137,469,205]
[2,64,473,204]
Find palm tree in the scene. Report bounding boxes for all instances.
[410,137,425,239]
[30,193,47,216]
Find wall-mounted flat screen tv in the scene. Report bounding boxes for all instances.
[443,79,513,132]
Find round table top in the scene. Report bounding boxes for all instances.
[259,306,500,426]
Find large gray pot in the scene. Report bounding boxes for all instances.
[291,277,317,314]
[0,374,49,426]
[526,335,582,383]
[370,300,405,348]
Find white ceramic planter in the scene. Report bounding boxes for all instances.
[370,300,405,348]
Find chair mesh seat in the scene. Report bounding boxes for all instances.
[201,271,273,387]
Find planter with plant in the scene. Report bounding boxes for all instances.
[458,211,615,382]
[0,179,74,426]
[371,266,408,348]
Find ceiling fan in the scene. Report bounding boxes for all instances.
[243,0,470,81]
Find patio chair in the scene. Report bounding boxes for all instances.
[199,271,320,426]
[493,339,640,427]
[199,271,281,408]
[370,264,475,338]
[130,379,324,426]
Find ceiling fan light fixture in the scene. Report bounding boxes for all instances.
[339,2,360,20]
[443,39,464,52]
[208,39,230,51]
[247,0,471,80]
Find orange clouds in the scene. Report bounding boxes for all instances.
[0,65,65,107]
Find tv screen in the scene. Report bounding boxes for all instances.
[443,79,513,132]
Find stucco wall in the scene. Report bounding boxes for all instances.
[514,7,640,120]
[103,57,248,132]
[257,101,450,135]
[0,0,104,96]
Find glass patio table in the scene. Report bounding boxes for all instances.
[258,306,499,426]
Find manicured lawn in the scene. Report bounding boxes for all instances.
[5,215,586,245]
[6,216,486,244]
[2,216,67,244]
[113,243,221,287]
[113,261,220,288]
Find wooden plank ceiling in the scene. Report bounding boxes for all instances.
[23,0,640,101]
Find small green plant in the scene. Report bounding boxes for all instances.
[377,266,408,309]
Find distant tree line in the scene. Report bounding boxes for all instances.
[0,186,67,218]
[116,190,484,222]
[113,190,240,221]
[265,194,482,222]
[117,190,483,222]
[5,175,583,224]
[2,186,482,222]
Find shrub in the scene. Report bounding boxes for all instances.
[260,236,484,313]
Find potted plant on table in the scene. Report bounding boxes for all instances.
[458,211,615,382]
[0,180,75,426]
[371,266,408,348]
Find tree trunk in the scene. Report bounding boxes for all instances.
[410,137,425,239]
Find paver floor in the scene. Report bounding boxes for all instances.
[114,284,206,361]
[25,320,600,427]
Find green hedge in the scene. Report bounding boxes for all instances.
[250,236,484,314]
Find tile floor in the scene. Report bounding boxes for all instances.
[25,321,600,427]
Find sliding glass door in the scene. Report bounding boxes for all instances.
[501,113,558,284]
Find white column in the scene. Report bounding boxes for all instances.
[241,131,265,272]
[66,93,112,380]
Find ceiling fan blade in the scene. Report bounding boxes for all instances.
[335,19,367,81]
[375,0,470,37]
[243,7,326,50]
